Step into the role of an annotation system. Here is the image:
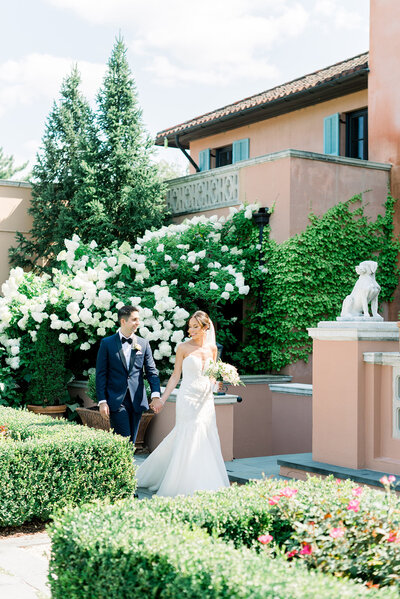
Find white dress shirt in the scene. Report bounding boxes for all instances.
[98,330,160,404]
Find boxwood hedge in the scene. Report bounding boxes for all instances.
[49,500,398,599]
[0,406,136,526]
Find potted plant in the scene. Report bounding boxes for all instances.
[26,322,69,417]
[76,370,155,451]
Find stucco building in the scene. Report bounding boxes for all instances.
[155,2,400,324]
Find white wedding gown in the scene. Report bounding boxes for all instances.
[136,353,230,497]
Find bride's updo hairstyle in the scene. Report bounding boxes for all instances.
[189,310,210,331]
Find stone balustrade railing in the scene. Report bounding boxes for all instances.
[166,166,239,216]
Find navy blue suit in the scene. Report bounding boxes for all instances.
[96,333,160,443]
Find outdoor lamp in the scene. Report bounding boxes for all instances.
[252,207,271,311]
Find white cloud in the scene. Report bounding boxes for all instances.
[313,0,369,31]
[0,53,105,117]
[45,0,310,86]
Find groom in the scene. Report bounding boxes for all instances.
[96,305,161,443]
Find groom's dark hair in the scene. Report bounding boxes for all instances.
[118,305,139,323]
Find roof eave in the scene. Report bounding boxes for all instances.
[156,69,368,149]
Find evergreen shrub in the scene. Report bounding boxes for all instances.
[0,406,136,526]
[48,498,398,599]
[25,322,68,406]
[48,476,400,591]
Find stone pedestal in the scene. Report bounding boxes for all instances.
[308,321,399,470]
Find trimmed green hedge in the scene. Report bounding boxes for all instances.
[49,500,398,599]
[0,406,136,526]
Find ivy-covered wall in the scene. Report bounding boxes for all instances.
[239,195,400,372]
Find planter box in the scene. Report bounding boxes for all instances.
[76,406,154,452]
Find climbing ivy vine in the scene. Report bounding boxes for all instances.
[240,194,400,372]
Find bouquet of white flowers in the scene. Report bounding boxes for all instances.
[204,359,245,387]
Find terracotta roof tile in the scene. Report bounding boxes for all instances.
[156,52,368,142]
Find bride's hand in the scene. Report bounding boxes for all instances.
[150,397,165,414]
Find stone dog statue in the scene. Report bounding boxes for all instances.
[339,260,383,321]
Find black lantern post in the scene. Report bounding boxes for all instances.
[252,207,270,312]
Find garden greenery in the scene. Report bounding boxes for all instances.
[0,196,398,407]
[0,204,255,405]
[48,476,400,597]
[242,194,400,371]
[0,406,136,526]
[10,38,165,269]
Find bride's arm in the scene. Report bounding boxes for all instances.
[211,345,223,392]
[150,344,185,414]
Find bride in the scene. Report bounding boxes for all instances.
[136,310,230,497]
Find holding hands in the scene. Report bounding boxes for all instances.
[150,396,165,414]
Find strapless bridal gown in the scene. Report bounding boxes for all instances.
[136,353,230,497]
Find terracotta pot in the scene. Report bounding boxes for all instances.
[27,404,67,419]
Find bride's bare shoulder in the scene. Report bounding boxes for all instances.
[176,340,192,357]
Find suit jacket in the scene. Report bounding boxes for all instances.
[95,333,161,413]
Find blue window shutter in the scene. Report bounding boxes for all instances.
[233,138,250,163]
[323,114,340,155]
[199,149,210,171]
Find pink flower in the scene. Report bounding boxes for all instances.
[299,543,313,555]
[335,479,342,485]
[268,495,281,505]
[286,549,298,558]
[329,527,345,539]
[347,499,360,512]
[380,475,395,486]
[280,487,298,498]
[352,487,363,497]
[387,531,399,543]
[258,534,273,544]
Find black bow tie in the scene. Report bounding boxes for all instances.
[122,337,132,345]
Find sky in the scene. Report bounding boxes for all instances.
[1,0,370,178]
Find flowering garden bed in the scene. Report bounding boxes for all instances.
[48,477,400,597]
[0,406,136,527]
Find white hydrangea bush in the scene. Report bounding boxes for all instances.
[0,203,260,401]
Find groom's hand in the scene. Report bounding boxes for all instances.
[150,397,164,414]
[99,402,110,418]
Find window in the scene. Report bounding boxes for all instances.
[346,109,368,160]
[198,138,249,171]
[324,109,368,160]
[323,113,340,156]
[216,145,232,167]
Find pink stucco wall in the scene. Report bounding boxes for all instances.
[369,0,400,199]
[0,182,33,285]
[312,336,400,471]
[368,0,400,319]
[171,154,389,245]
[271,392,312,455]
[189,90,368,171]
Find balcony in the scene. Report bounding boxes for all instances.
[166,164,239,216]
[166,149,391,243]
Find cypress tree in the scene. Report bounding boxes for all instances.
[10,66,95,268]
[74,37,166,247]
